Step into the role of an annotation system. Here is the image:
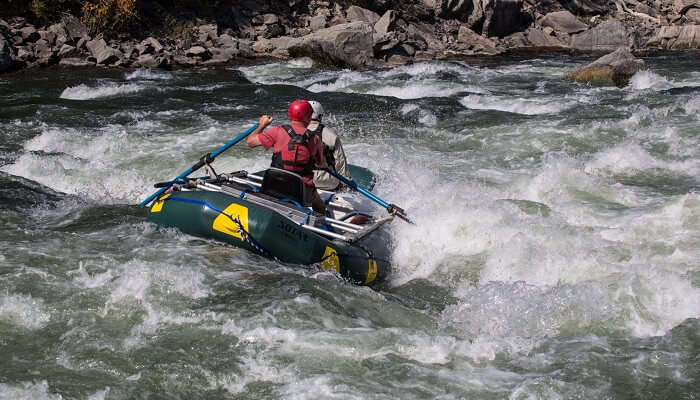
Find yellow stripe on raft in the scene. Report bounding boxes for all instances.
[212,203,249,239]
[150,193,171,213]
[320,246,340,272]
[366,259,377,284]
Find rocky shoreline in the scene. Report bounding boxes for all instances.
[1,0,700,74]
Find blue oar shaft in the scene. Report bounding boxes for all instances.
[328,169,389,208]
[139,124,258,206]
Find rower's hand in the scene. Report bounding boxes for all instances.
[259,114,273,128]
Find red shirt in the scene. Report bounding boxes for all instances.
[259,122,324,186]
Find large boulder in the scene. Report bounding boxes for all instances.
[647,25,700,49]
[566,47,644,87]
[539,10,589,35]
[570,20,633,51]
[288,21,374,69]
[86,38,121,64]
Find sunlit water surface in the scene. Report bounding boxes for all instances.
[1,54,699,399]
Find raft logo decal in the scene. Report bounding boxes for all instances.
[213,203,249,239]
[366,259,377,284]
[320,246,340,272]
[277,220,309,242]
[151,194,171,213]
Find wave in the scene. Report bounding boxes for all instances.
[459,94,573,115]
[628,70,674,91]
[60,83,146,100]
[125,69,174,81]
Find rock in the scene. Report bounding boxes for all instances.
[457,25,499,50]
[197,24,218,43]
[263,14,279,25]
[20,26,40,43]
[566,47,644,87]
[560,0,609,15]
[262,23,285,38]
[76,37,88,50]
[59,57,94,67]
[252,38,273,53]
[34,39,53,60]
[539,10,589,34]
[57,44,79,58]
[204,47,237,64]
[39,29,57,46]
[120,42,139,59]
[173,55,198,66]
[63,15,88,41]
[270,36,301,52]
[309,15,327,31]
[288,21,374,69]
[186,45,211,60]
[346,6,381,25]
[215,34,238,49]
[238,40,254,57]
[386,54,412,65]
[86,38,121,64]
[135,54,159,68]
[140,37,163,54]
[647,25,700,49]
[525,27,568,49]
[570,20,633,51]
[374,10,399,39]
[0,37,13,72]
[47,23,69,48]
[16,46,35,63]
[407,22,444,53]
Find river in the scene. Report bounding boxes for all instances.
[1,54,698,399]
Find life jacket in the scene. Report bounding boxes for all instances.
[308,123,336,168]
[271,125,315,177]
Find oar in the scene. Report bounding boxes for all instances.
[139,124,259,207]
[326,169,414,224]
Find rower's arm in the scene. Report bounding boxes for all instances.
[247,115,272,147]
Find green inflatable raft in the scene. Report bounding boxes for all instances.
[146,165,393,285]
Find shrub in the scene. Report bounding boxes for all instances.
[81,0,138,34]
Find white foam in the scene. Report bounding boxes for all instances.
[443,280,617,340]
[628,70,673,91]
[87,388,111,400]
[585,141,700,177]
[459,94,573,115]
[369,83,469,99]
[288,57,314,68]
[125,69,173,81]
[0,293,50,330]
[60,83,146,100]
[0,380,63,400]
[682,95,700,115]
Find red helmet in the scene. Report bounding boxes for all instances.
[288,100,313,124]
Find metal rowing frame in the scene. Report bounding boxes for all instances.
[171,173,393,243]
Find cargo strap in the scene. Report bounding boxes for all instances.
[277,198,313,226]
